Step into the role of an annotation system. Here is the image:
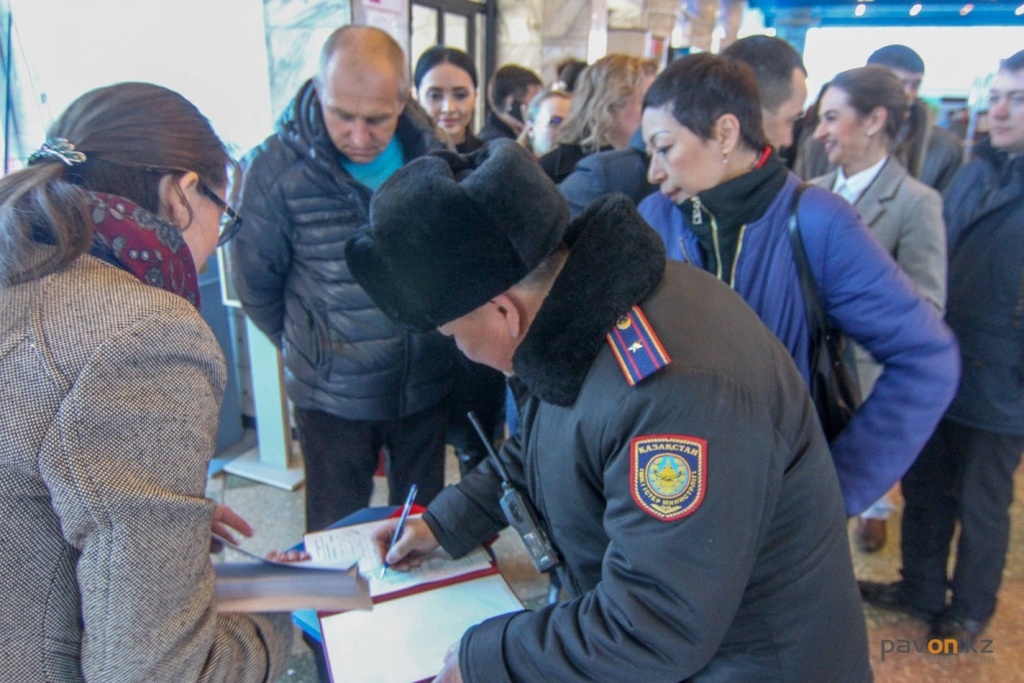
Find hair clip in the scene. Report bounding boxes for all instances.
[27,137,87,166]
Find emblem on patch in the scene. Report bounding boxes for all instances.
[630,434,706,521]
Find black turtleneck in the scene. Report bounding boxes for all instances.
[681,153,788,281]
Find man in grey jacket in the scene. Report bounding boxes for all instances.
[231,25,454,533]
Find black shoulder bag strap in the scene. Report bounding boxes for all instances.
[787,183,825,363]
[787,183,862,440]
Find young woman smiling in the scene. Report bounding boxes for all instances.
[811,65,948,554]
[414,45,482,153]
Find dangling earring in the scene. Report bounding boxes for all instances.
[722,150,729,165]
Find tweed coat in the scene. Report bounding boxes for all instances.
[0,253,292,682]
[812,156,947,394]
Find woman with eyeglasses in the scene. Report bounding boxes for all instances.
[518,87,572,158]
[538,54,656,183]
[0,82,292,682]
[414,46,483,153]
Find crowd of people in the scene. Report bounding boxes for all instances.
[2,17,1022,682]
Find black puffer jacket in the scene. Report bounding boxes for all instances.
[231,80,454,420]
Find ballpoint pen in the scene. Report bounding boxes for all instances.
[380,483,418,579]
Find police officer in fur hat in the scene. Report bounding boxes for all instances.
[347,139,871,682]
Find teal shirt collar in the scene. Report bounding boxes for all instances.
[340,137,405,191]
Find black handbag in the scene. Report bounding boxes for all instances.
[787,184,862,441]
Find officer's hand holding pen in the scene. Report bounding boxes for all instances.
[372,517,440,572]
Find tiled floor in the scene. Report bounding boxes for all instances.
[207,434,1024,682]
[853,482,1024,682]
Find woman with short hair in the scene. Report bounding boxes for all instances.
[637,53,958,521]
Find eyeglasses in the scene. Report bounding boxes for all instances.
[200,184,244,247]
[536,115,564,128]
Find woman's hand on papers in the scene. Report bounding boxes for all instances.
[433,639,464,683]
[209,504,253,553]
[265,549,312,563]
[372,517,440,570]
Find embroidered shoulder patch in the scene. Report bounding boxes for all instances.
[606,305,672,386]
[630,434,706,521]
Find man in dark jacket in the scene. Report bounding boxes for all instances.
[231,25,453,532]
[861,50,1024,649]
[346,140,871,682]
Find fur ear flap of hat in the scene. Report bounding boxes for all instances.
[346,139,569,332]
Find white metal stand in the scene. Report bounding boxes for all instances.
[224,317,305,491]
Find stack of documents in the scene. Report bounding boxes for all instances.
[212,534,371,613]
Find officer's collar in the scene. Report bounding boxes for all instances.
[512,194,666,405]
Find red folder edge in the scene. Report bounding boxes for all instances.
[314,502,501,615]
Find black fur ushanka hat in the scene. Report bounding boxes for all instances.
[346,139,570,332]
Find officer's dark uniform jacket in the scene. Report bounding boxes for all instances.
[423,196,872,682]
[231,80,454,420]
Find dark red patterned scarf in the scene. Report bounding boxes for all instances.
[87,191,201,309]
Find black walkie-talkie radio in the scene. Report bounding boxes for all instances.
[467,412,560,572]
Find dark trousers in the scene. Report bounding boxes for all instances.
[293,401,448,533]
[900,419,1024,622]
[446,358,506,475]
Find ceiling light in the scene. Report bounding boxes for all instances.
[1016,3,1024,16]
[855,4,867,17]
[960,3,974,15]
[910,3,922,16]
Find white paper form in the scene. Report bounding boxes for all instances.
[303,517,493,597]
[320,573,525,683]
